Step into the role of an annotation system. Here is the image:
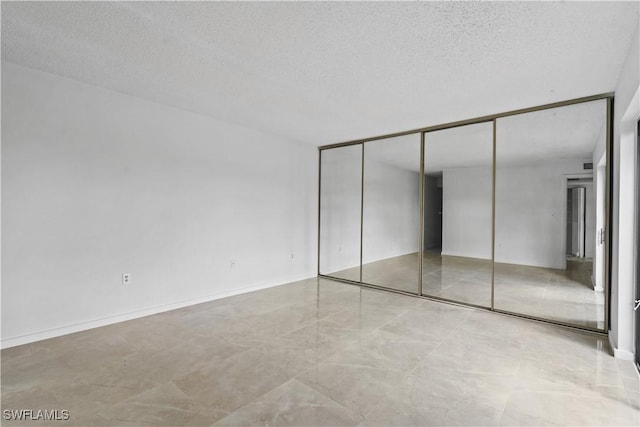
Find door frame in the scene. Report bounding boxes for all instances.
[635,118,640,372]
[563,174,593,264]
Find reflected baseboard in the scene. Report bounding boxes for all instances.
[440,251,491,261]
[591,274,604,292]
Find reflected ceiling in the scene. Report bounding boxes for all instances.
[496,99,606,166]
[1,2,637,146]
[364,99,606,173]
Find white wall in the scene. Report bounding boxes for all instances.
[441,167,492,259]
[1,62,318,348]
[610,23,639,360]
[362,161,419,264]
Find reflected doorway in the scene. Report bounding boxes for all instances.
[423,174,443,254]
[565,178,595,293]
[566,185,586,258]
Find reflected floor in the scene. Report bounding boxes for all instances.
[323,253,421,293]
[494,258,603,329]
[1,277,637,426]
[325,252,603,328]
[422,251,493,307]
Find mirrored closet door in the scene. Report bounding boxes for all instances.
[421,122,494,307]
[317,95,610,332]
[493,99,607,329]
[362,134,421,293]
[319,144,362,282]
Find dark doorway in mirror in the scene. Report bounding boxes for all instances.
[424,174,443,254]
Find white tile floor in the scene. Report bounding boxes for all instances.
[1,277,638,426]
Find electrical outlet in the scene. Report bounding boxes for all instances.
[122,273,131,285]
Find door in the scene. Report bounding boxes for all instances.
[567,186,586,257]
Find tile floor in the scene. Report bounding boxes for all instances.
[325,252,604,329]
[1,277,637,426]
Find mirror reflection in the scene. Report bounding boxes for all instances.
[422,122,493,307]
[494,100,607,329]
[319,144,362,282]
[362,134,421,293]
[317,97,608,332]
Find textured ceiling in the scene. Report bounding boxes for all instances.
[2,1,638,146]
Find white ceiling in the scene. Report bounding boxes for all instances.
[1,2,638,146]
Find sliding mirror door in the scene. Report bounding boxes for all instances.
[319,145,362,282]
[494,100,607,329]
[422,123,494,307]
[362,134,421,293]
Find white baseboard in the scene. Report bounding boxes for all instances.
[1,274,315,349]
[608,333,634,360]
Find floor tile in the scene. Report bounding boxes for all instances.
[1,276,637,426]
[214,379,362,426]
[296,362,405,417]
